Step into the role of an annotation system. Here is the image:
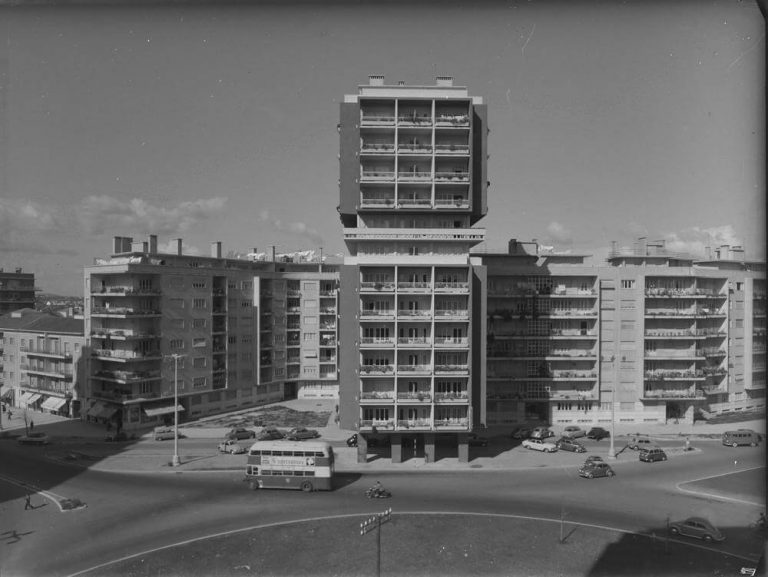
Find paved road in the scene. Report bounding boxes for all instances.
[1,437,764,577]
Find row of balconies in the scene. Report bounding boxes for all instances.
[92,349,161,360]
[19,381,72,395]
[20,363,73,379]
[360,113,470,127]
[360,364,469,375]
[644,370,707,381]
[360,281,469,292]
[91,306,162,317]
[644,308,726,317]
[361,143,470,155]
[491,330,597,337]
[487,288,597,297]
[360,171,470,182]
[93,369,162,383]
[644,288,723,297]
[487,348,595,358]
[487,391,597,401]
[359,418,470,431]
[486,371,597,380]
[360,391,469,402]
[642,388,706,400]
[21,348,73,360]
[359,197,471,209]
[91,329,158,340]
[92,287,161,296]
[360,310,469,320]
[360,337,469,347]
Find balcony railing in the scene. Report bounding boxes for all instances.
[644,370,705,381]
[435,114,469,126]
[91,307,161,316]
[396,392,432,401]
[397,198,432,207]
[434,144,470,154]
[93,287,161,296]
[360,391,395,400]
[642,389,705,399]
[361,171,396,181]
[93,349,161,361]
[397,144,432,153]
[396,364,432,374]
[396,337,431,346]
[434,418,469,429]
[434,337,469,347]
[361,143,395,153]
[397,172,432,181]
[92,369,162,383]
[25,349,73,360]
[397,310,432,318]
[360,281,396,291]
[361,310,396,318]
[434,309,469,319]
[361,338,396,346]
[434,282,469,291]
[434,198,470,208]
[434,364,469,374]
[434,392,468,402]
[360,364,394,375]
[360,197,395,208]
[397,282,431,290]
[434,171,469,182]
[360,114,395,125]
[396,419,433,429]
[360,419,396,430]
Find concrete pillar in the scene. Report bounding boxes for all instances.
[457,433,469,463]
[391,434,403,463]
[356,434,368,464]
[424,433,435,463]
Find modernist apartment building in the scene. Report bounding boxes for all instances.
[481,239,765,430]
[83,236,339,431]
[336,75,489,462]
[0,268,37,314]
[0,309,86,418]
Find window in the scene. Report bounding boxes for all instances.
[241,281,252,290]
[241,300,252,308]
[621,280,635,289]
[193,318,207,328]
[193,357,207,368]
[408,246,419,256]
[193,377,207,388]
[170,298,185,308]
[192,279,207,289]
[304,333,316,342]
[193,298,207,309]
[170,339,185,350]
[193,338,207,348]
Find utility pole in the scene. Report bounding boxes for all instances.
[360,508,392,577]
[165,353,186,467]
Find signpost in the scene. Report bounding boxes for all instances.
[360,508,392,577]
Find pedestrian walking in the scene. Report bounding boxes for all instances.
[24,493,32,510]
[7,410,12,420]
[30,420,34,432]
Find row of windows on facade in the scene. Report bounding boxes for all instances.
[168,331,323,351]
[2,337,81,353]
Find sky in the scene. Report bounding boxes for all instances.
[0,0,764,295]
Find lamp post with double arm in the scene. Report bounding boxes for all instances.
[169,353,186,467]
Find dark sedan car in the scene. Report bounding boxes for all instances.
[556,437,587,453]
[256,426,285,441]
[669,517,725,543]
[226,428,256,441]
[578,461,615,479]
[286,427,320,441]
[510,427,532,440]
[586,427,610,440]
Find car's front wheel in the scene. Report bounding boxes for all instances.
[703,535,713,543]
[607,470,615,477]
[587,472,594,479]
[301,481,313,492]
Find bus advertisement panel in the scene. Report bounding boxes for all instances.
[245,440,334,492]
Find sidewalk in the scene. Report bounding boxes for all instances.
[2,403,764,474]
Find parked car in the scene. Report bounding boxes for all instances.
[154,426,176,441]
[628,436,655,450]
[286,427,320,441]
[556,437,587,453]
[522,438,558,453]
[578,461,615,478]
[586,427,610,440]
[218,439,247,454]
[510,427,532,440]
[257,426,286,441]
[639,447,668,462]
[584,455,604,466]
[18,432,50,446]
[561,426,586,439]
[225,428,256,441]
[668,517,725,543]
[468,433,489,447]
[530,427,555,440]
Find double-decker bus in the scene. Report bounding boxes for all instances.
[245,440,334,492]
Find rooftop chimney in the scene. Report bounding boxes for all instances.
[148,234,158,255]
[368,75,385,86]
[211,241,222,259]
[435,76,454,87]
[175,238,183,256]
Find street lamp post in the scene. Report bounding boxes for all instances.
[170,353,185,467]
[607,355,617,459]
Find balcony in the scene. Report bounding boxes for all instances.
[644,370,705,381]
[641,389,706,400]
[361,143,395,154]
[434,198,470,209]
[360,281,396,292]
[90,329,159,340]
[396,337,431,347]
[397,144,432,154]
[359,197,395,209]
[434,418,469,430]
[644,351,703,360]
[360,114,395,126]
[360,364,394,375]
[91,306,161,317]
[92,349,162,362]
[320,338,337,347]
[434,364,469,375]
[434,392,468,402]
[361,337,395,348]
[433,337,469,347]
[396,364,432,375]
[397,114,432,127]
[397,310,432,320]
[359,419,396,431]
[434,143,469,155]
[397,281,431,292]
[90,389,164,403]
[434,281,469,292]
[361,170,396,182]
[434,171,469,182]
[361,309,396,320]
[397,171,432,182]
[25,349,73,361]
[92,287,161,296]
[434,309,469,320]
[396,419,433,430]
[435,114,469,127]
[92,369,162,383]
[396,392,432,402]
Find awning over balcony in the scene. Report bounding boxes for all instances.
[143,402,185,418]
[1,388,15,401]
[21,393,42,405]
[41,396,68,411]
[87,402,118,418]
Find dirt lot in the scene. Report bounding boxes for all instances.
[184,405,331,430]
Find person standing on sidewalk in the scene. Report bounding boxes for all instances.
[24,493,33,510]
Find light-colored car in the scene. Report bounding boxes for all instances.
[218,439,247,454]
[529,427,555,440]
[556,437,587,453]
[286,427,320,441]
[225,428,256,441]
[18,432,50,445]
[561,426,586,439]
[522,438,558,453]
[669,517,725,543]
[628,436,655,450]
[154,426,176,441]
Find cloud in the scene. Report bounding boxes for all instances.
[0,198,77,255]
[80,195,227,236]
[663,225,742,257]
[545,221,572,243]
[157,239,202,256]
[258,209,324,246]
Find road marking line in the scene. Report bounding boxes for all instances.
[675,466,766,507]
[65,510,759,576]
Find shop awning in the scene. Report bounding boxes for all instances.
[41,397,68,411]
[86,402,105,417]
[26,393,42,405]
[19,392,34,403]
[143,403,185,418]
[99,405,119,419]
[0,388,13,401]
